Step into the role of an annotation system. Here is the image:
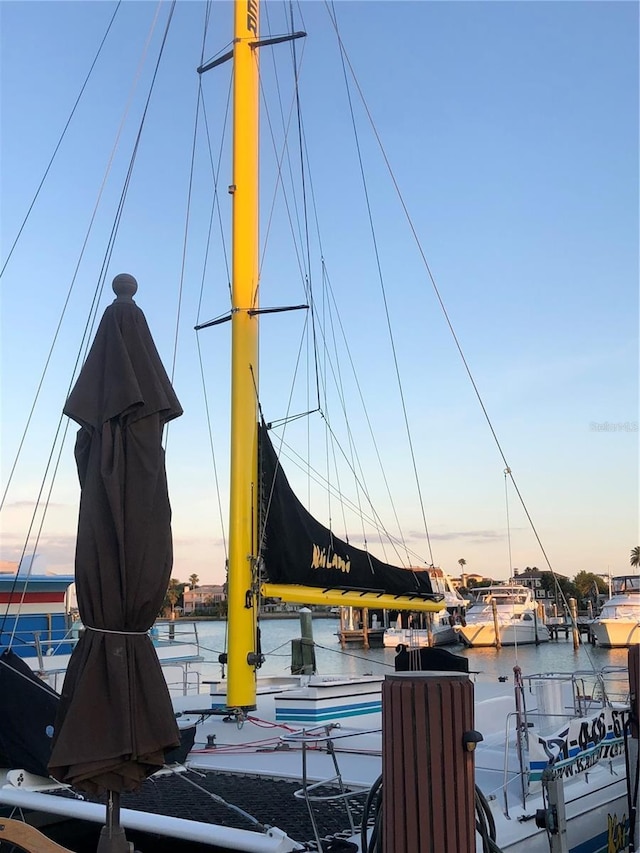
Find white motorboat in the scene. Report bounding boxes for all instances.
[590,574,640,648]
[455,584,550,647]
[383,567,467,648]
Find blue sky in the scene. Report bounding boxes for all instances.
[0,1,638,587]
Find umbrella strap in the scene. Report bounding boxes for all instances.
[84,625,148,635]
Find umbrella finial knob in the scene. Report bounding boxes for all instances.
[113,273,138,301]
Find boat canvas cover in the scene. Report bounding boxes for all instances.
[259,425,433,597]
[0,650,58,778]
[48,280,182,794]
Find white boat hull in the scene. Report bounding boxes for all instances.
[591,619,640,648]
[456,585,550,648]
[590,577,640,648]
[382,625,459,648]
[456,621,550,647]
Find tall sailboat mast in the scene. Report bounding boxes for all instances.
[227,0,260,711]
[219,0,442,711]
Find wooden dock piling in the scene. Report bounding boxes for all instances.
[291,607,316,674]
[491,599,501,649]
[569,598,580,649]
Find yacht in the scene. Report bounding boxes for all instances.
[455,583,549,647]
[590,574,640,648]
[383,567,467,647]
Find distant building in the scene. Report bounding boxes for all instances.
[451,572,492,589]
[183,584,225,614]
[514,567,567,602]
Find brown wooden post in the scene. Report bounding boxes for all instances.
[491,599,501,648]
[382,672,476,852]
[569,597,580,649]
[426,612,434,647]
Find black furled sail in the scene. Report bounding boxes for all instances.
[259,424,434,597]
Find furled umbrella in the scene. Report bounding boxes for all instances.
[49,273,183,852]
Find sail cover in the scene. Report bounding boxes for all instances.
[260,425,434,597]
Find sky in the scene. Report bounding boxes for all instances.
[0,0,638,589]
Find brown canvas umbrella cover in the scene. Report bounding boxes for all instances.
[49,274,182,795]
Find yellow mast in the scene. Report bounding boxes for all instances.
[221,0,442,710]
[227,0,260,710]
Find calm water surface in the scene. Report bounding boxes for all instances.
[189,616,629,686]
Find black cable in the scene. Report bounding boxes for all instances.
[474,785,506,853]
[359,775,506,853]
[360,773,383,853]
[475,784,497,842]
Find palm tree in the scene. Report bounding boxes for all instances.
[189,573,199,589]
[458,558,467,571]
[163,577,183,617]
[631,546,640,568]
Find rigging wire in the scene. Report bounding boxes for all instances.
[326,0,436,568]
[260,14,419,586]
[166,2,212,396]
[251,7,356,594]
[256,6,352,558]
[165,0,235,655]
[259,3,427,576]
[322,0,566,593]
[300,83,417,564]
[2,419,72,645]
[263,4,362,551]
[503,468,522,664]
[189,9,236,626]
[0,0,173,637]
[272,433,432,570]
[1,0,171,517]
[282,5,429,573]
[165,766,268,831]
[0,1,123,282]
[0,0,135,515]
[504,469,514,580]
[310,266,419,569]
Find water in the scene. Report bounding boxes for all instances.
[191,616,630,687]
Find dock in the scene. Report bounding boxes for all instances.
[547,618,593,642]
[338,606,386,649]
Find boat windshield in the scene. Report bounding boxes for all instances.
[489,594,527,605]
[611,576,640,594]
